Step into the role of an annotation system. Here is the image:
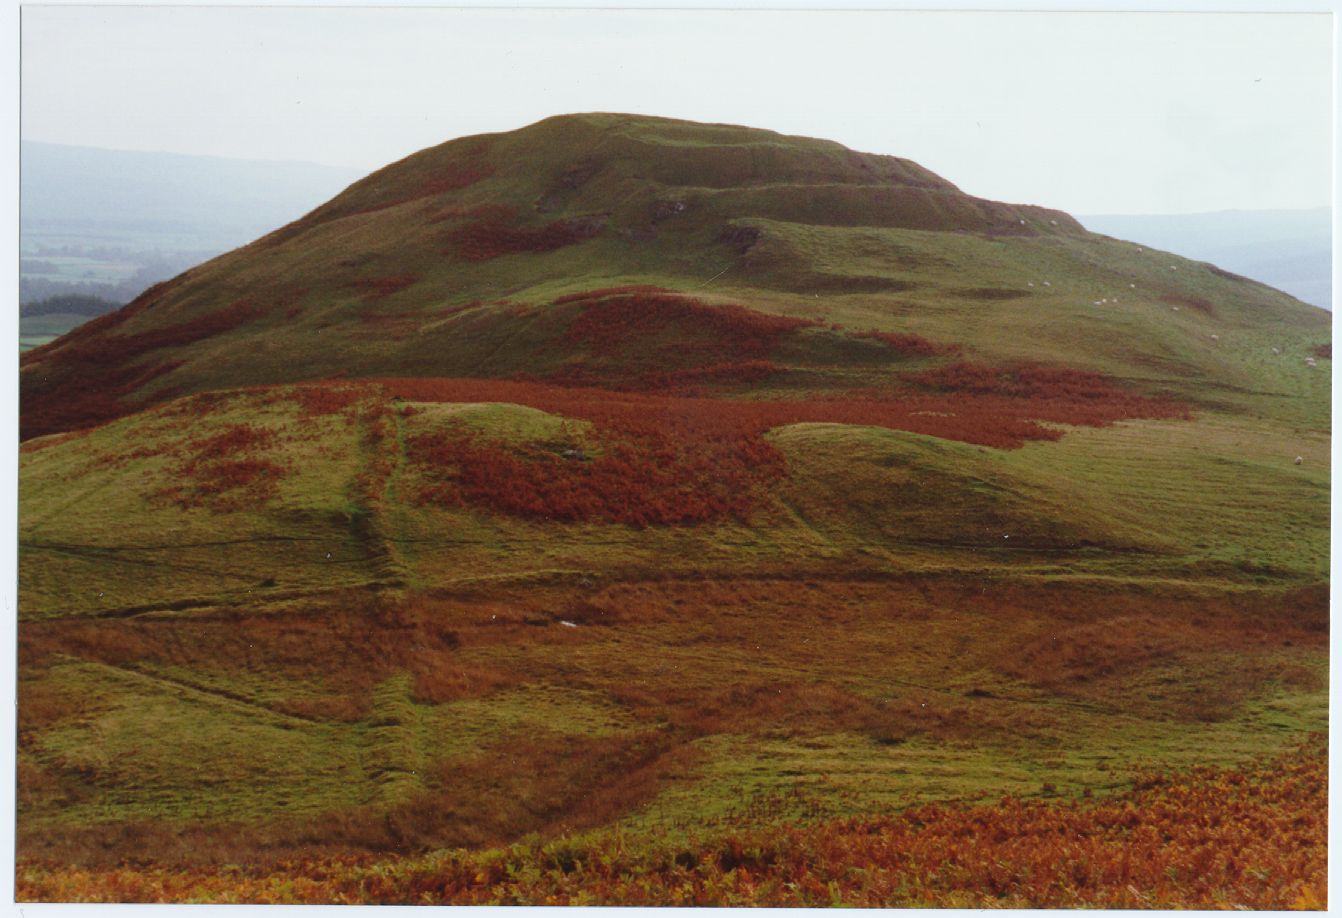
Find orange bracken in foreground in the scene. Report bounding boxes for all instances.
[15,736,1325,907]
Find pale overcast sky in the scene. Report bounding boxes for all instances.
[19,6,1334,216]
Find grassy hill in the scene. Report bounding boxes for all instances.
[21,113,1329,437]
[15,114,1329,905]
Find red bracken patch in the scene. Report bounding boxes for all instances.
[561,292,818,360]
[348,275,419,301]
[545,291,819,391]
[414,163,496,198]
[408,410,783,527]
[377,374,1188,527]
[15,736,1323,907]
[856,329,958,357]
[445,215,607,261]
[184,424,277,461]
[155,423,289,510]
[291,382,368,418]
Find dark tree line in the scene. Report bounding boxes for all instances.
[20,293,122,318]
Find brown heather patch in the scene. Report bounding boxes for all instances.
[15,738,1327,907]
[18,590,513,728]
[291,382,369,418]
[853,328,957,356]
[444,214,607,261]
[347,274,419,301]
[326,728,694,853]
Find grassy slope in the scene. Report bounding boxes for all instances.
[19,379,1329,620]
[15,114,1331,890]
[17,383,1329,864]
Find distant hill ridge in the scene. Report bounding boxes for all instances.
[21,140,360,236]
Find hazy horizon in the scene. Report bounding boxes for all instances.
[19,137,359,173]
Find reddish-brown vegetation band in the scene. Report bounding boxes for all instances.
[349,157,496,218]
[347,275,419,301]
[445,213,606,261]
[855,328,957,356]
[15,737,1326,907]
[385,375,1188,526]
[552,285,675,304]
[547,290,821,391]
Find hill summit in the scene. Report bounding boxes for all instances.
[20,112,1326,441]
